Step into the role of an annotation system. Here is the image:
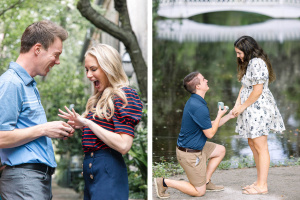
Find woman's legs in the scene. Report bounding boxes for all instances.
[252,135,269,191]
[248,138,260,184]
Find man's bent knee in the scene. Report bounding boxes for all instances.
[216,144,226,157]
[194,185,206,197]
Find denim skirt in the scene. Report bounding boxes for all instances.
[83,148,128,200]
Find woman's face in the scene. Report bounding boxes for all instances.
[235,47,245,62]
[85,54,110,94]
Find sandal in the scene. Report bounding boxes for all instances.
[243,186,268,195]
[242,182,257,190]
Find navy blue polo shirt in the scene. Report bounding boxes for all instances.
[177,94,212,150]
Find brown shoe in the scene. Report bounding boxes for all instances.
[154,177,170,199]
[206,180,224,192]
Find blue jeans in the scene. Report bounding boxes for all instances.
[0,167,52,200]
[83,149,129,200]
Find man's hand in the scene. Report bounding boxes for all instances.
[217,106,228,118]
[40,121,75,139]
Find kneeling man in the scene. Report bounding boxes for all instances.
[155,72,235,198]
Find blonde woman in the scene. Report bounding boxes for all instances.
[58,44,143,200]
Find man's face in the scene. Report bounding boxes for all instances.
[37,37,63,76]
[197,73,209,92]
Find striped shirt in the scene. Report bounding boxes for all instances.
[82,87,143,152]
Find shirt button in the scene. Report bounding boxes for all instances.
[91,152,94,157]
[90,174,94,179]
[89,163,92,168]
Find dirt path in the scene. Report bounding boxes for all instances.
[153,166,300,200]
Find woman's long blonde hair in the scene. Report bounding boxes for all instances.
[82,44,129,120]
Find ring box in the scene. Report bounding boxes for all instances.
[218,102,224,110]
[218,102,229,110]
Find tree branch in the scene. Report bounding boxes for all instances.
[0,0,24,17]
[77,0,131,45]
[77,0,147,100]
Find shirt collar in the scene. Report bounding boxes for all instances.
[9,62,35,86]
[191,93,207,105]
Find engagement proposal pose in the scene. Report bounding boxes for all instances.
[154,72,235,198]
[232,36,285,195]
[58,44,143,200]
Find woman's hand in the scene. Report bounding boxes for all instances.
[232,105,246,117]
[227,110,237,119]
[58,106,88,129]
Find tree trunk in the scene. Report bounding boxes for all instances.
[77,0,147,101]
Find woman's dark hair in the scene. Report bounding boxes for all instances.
[234,36,275,83]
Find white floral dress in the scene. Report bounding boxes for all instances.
[235,58,285,139]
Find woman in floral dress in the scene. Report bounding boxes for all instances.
[232,36,285,195]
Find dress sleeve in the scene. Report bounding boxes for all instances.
[246,58,269,86]
[0,81,22,130]
[112,88,143,137]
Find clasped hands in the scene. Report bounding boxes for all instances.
[231,104,245,117]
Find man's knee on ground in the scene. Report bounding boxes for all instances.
[193,185,206,197]
[191,186,206,197]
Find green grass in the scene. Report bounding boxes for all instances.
[152,156,300,178]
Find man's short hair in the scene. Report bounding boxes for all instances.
[183,72,200,94]
[20,20,68,53]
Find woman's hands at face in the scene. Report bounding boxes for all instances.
[58,106,87,129]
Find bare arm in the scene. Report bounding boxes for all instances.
[59,107,133,155]
[216,110,236,127]
[233,84,263,116]
[234,86,243,108]
[0,121,74,148]
[203,107,228,139]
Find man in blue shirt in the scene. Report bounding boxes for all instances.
[155,72,235,198]
[0,20,74,200]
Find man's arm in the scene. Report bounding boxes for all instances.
[211,110,236,127]
[203,107,228,139]
[0,121,74,148]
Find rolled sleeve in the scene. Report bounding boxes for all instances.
[0,82,22,130]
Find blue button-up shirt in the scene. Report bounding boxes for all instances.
[0,62,56,167]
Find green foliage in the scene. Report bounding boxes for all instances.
[217,160,231,170]
[125,108,148,199]
[153,157,184,178]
